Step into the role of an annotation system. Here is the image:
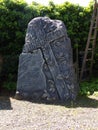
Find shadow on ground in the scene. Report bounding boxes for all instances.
[28,95,98,108]
[0,89,14,110]
[68,95,98,108]
[0,89,98,109]
[0,96,13,110]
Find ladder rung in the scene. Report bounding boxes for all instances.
[95,20,98,23]
[79,51,85,54]
[88,48,92,51]
[86,59,92,61]
[90,37,96,40]
[79,68,90,73]
[92,26,97,29]
[83,68,90,72]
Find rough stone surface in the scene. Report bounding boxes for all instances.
[15,17,78,101]
[16,49,46,99]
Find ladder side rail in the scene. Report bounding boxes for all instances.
[79,8,96,81]
[90,8,98,75]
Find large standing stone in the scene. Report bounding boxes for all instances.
[15,17,79,101]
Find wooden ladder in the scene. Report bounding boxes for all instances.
[79,0,98,81]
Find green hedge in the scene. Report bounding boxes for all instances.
[0,0,98,93]
[0,0,92,55]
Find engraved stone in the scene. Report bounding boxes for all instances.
[15,17,79,101]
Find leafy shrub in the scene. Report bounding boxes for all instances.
[80,78,98,95]
[3,81,16,90]
[1,55,18,81]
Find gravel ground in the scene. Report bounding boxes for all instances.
[0,93,98,130]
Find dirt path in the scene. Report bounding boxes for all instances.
[0,93,98,130]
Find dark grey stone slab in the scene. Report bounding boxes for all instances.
[15,17,79,101]
[16,49,46,98]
